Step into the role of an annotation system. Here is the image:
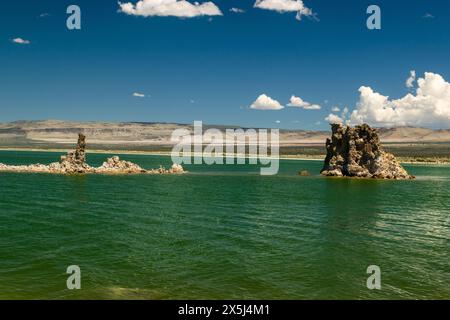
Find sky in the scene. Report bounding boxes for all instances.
[1,0,449,130]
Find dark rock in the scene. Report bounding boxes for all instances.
[321,123,414,179]
[75,133,86,163]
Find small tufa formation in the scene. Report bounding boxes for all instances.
[321,123,414,179]
[0,133,185,175]
[56,133,94,173]
[96,156,146,174]
[95,156,185,174]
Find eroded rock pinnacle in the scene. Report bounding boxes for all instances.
[321,123,414,179]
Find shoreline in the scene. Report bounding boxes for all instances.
[0,147,449,166]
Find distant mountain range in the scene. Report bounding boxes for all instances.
[0,120,450,148]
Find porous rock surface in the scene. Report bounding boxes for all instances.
[321,124,414,179]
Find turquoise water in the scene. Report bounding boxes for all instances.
[0,151,449,299]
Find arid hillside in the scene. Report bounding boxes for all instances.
[1,120,449,149]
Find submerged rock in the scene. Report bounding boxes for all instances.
[321,123,414,179]
[0,133,184,175]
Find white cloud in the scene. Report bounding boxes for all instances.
[325,113,344,124]
[287,95,321,109]
[118,0,222,18]
[254,0,313,21]
[250,94,284,110]
[133,92,146,97]
[406,70,416,88]
[230,7,245,13]
[349,72,450,128]
[275,120,281,123]
[39,13,50,18]
[423,13,434,19]
[11,37,30,45]
[331,106,340,112]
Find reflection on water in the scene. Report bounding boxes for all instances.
[67,175,89,203]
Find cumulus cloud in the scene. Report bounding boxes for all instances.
[349,72,450,128]
[325,107,348,124]
[133,92,146,97]
[325,113,344,124]
[11,37,30,44]
[250,94,284,110]
[406,70,416,88]
[229,7,245,13]
[118,0,222,18]
[287,95,321,109]
[254,0,313,21]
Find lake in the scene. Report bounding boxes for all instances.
[0,151,448,299]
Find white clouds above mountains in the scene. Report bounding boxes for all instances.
[250,94,321,111]
[326,106,348,123]
[11,37,30,44]
[253,0,313,21]
[323,72,450,128]
[325,114,343,124]
[349,72,450,128]
[118,0,222,18]
[250,94,284,110]
[287,95,321,109]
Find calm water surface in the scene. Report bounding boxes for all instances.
[0,151,448,299]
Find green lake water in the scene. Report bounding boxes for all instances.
[0,150,448,299]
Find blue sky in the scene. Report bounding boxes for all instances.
[1,0,449,129]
